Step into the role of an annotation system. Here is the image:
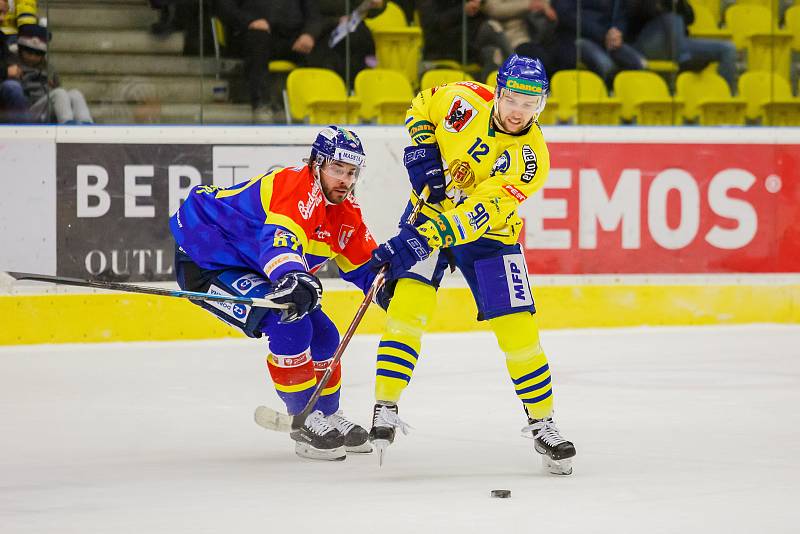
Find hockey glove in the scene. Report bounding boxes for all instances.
[403,144,447,204]
[373,280,396,311]
[268,271,323,323]
[369,223,433,280]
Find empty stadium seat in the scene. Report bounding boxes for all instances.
[688,3,732,39]
[365,1,423,88]
[689,0,721,25]
[738,71,800,125]
[725,4,793,78]
[551,70,621,125]
[364,1,408,29]
[354,69,413,124]
[613,71,683,125]
[420,69,469,90]
[676,69,745,125]
[285,68,360,124]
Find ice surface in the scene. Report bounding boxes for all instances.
[1,325,799,534]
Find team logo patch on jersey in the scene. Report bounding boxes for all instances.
[520,145,538,183]
[502,184,527,203]
[233,273,268,294]
[338,224,355,249]
[298,181,323,219]
[444,97,477,133]
[448,159,475,189]
[490,150,511,177]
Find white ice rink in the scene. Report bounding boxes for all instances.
[2,325,799,534]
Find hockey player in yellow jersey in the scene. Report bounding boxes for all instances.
[367,54,576,475]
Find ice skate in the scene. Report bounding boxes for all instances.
[522,416,576,475]
[289,410,346,461]
[327,410,373,453]
[368,402,411,466]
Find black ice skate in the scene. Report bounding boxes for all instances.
[368,402,411,466]
[327,410,373,453]
[522,416,576,475]
[289,409,346,461]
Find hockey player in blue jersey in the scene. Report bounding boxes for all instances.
[170,126,383,461]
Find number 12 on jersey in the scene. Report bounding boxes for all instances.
[467,137,490,163]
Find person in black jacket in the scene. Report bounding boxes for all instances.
[553,0,645,87]
[418,0,511,83]
[216,0,323,116]
[628,0,737,94]
[1,1,30,123]
[309,0,385,88]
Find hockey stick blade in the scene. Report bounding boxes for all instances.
[254,405,293,433]
[8,272,289,309]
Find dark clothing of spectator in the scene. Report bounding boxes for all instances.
[216,0,323,37]
[484,0,558,79]
[149,0,214,55]
[0,29,30,122]
[309,0,385,87]
[627,0,738,94]
[418,0,511,83]
[553,0,645,86]
[216,0,324,109]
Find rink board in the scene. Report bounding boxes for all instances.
[2,280,798,344]
[1,126,799,344]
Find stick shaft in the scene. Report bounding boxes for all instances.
[293,191,428,427]
[7,272,288,309]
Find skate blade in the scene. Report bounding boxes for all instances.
[542,455,573,476]
[345,442,374,454]
[294,442,346,461]
[373,439,390,467]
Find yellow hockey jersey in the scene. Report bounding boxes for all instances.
[405,80,550,247]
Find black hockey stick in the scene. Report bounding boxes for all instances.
[255,188,430,433]
[7,272,289,309]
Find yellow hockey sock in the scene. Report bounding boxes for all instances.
[375,278,437,403]
[489,312,554,420]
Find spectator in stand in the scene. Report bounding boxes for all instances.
[312,0,385,87]
[627,0,738,95]
[553,0,645,87]
[216,0,323,122]
[17,24,93,124]
[418,0,511,83]
[148,0,213,56]
[0,0,30,123]
[0,0,37,47]
[483,0,558,77]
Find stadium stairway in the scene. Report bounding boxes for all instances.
[46,0,253,124]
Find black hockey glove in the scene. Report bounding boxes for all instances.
[269,271,323,323]
[403,144,447,204]
[373,280,396,311]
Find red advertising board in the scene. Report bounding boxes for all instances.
[520,142,800,273]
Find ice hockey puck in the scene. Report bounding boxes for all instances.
[490,489,511,498]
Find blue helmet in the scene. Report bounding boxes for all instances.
[496,54,549,97]
[310,126,366,170]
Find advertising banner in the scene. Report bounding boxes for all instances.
[57,144,213,281]
[520,142,800,273]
